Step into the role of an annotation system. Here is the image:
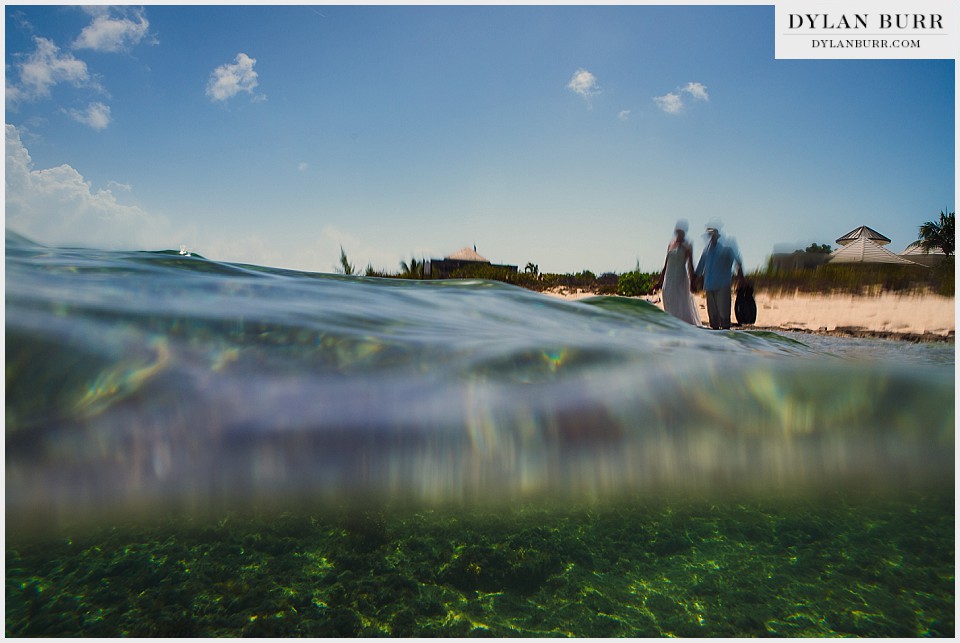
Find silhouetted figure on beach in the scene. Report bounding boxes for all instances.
[654,219,701,326]
[695,220,744,330]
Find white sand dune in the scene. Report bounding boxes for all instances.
[543,288,955,338]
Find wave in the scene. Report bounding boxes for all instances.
[5,231,954,530]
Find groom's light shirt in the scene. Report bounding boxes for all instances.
[696,236,743,291]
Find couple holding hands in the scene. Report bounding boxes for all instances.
[655,219,748,330]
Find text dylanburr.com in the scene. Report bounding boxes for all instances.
[774,1,956,59]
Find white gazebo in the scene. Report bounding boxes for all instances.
[828,226,919,265]
[899,243,947,267]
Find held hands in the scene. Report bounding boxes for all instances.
[690,275,702,293]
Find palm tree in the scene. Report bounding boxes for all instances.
[908,210,954,256]
[400,256,425,279]
[337,246,356,275]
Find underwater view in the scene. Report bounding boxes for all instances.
[5,232,955,637]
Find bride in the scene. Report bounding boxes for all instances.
[654,220,701,326]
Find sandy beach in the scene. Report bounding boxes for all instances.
[543,289,956,340]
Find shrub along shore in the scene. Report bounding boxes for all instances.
[345,251,954,340]
[355,254,953,298]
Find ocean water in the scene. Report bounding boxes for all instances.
[5,231,955,636]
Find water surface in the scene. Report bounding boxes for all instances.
[5,232,954,636]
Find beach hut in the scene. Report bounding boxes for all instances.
[445,246,490,263]
[899,244,947,267]
[828,237,919,265]
[428,246,519,278]
[828,226,919,265]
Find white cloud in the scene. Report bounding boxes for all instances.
[206,53,263,103]
[653,92,684,114]
[73,7,152,53]
[654,81,709,114]
[682,81,709,102]
[6,37,95,107]
[5,126,385,271]
[7,9,154,125]
[618,109,631,121]
[5,123,172,250]
[567,68,600,105]
[66,102,111,130]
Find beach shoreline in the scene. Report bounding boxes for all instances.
[542,288,956,342]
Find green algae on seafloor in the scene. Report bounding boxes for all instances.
[6,493,954,638]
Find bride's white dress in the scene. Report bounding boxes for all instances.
[662,243,701,326]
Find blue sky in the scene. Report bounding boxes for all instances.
[5,3,956,274]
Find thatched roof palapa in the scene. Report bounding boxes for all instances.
[445,247,489,262]
[427,245,517,279]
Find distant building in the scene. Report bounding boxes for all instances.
[427,246,519,278]
[828,225,920,265]
[899,243,947,267]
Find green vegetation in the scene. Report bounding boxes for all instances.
[755,259,954,296]
[399,257,426,279]
[449,263,524,284]
[797,243,832,254]
[534,270,621,295]
[339,249,645,295]
[336,213,956,300]
[909,210,954,256]
[617,265,657,297]
[6,493,953,637]
[336,246,355,276]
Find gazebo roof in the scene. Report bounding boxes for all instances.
[836,225,891,246]
[828,237,918,265]
[446,246,489,262]
[900,243,946,256]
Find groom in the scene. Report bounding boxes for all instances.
[695,220,744,330]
